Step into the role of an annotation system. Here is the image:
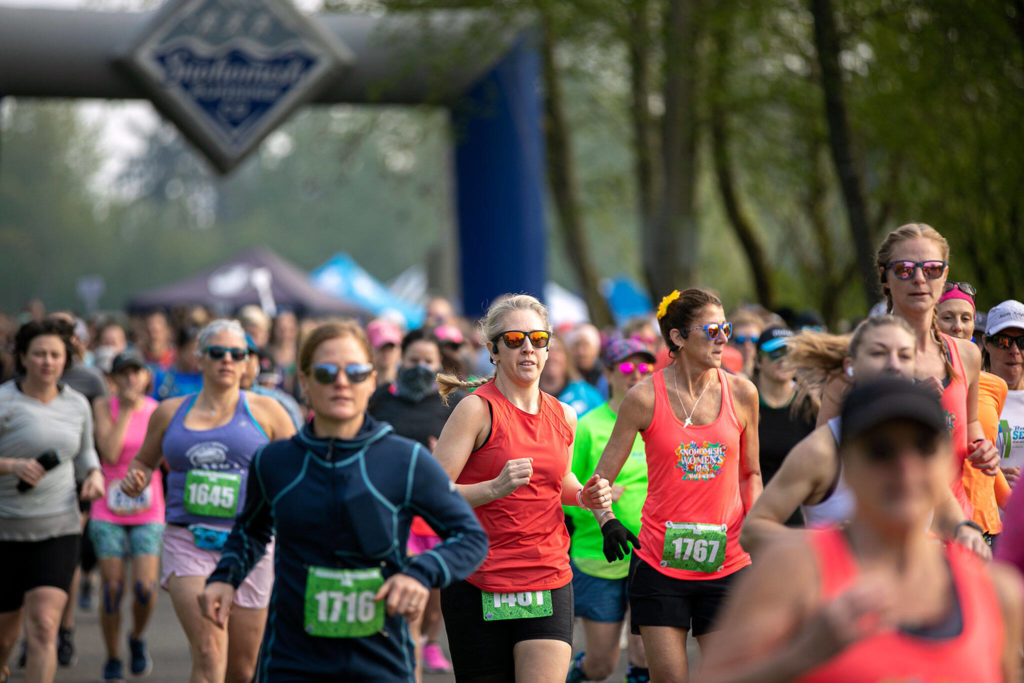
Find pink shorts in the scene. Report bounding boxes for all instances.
[160,524,275,609]
[407,531,441,556]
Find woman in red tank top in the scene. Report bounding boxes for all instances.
[433,294,611,682]
[699,377,1022,683]
[595,288,762,683]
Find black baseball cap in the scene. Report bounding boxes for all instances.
[839,376,946,447]
[110,350,146,374]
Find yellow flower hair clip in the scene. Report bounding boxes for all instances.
[657,290,681,320]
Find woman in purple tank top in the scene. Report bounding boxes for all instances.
[121,319,294,683]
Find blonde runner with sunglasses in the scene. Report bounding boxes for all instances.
[433,294,611,682]
[120,319,294,683]
[593,288,761,683]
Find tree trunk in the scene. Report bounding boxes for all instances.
[810,0,876,306]
[708,27,774,308]
[628,0,659,266]
[646,0,699,297]
[539,23,614,327]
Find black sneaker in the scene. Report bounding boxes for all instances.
[103,658,126,683]
[128,635,153,677]
[56,627,76,667]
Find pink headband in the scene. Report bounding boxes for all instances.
[938,288,975,309]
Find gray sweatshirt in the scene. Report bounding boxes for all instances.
[0,380,100,541]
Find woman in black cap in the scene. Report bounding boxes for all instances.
[700,377,1023,682]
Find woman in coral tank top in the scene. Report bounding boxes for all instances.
[595,288,762,683]
[699,377,1023,683]
[433,294,611,682]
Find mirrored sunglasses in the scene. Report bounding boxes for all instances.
[986,333,1024,351]
[311,362,375,384]
[885,260,947,280]
[615,361,654,375]
[492,330,551,349]
[684,322,732,341]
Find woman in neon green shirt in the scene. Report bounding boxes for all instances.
[566,338,652,683]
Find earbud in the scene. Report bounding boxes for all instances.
[846,366,854,378]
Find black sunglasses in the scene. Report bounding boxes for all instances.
[943,281,977,298]
[492,330,552,349]
[204,345,249,361]
[759,346,788,361]
[885,260,947,281]
[986,333,1024,351]
[311,362,375,385]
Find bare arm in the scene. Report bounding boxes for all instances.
[120,398,179,497]
[593,380,653,489]
[556,404,611,512]
[740,427,837,557]
[957,340,999,475]
[731,375,762,513]
[93,397,132,465]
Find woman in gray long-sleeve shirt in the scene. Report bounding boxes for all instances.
[0,318,104,682]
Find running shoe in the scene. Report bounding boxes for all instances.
[625,663,651,683]
[103,658,126,683]
[128,635,153,676]
[56,627,76,667]
[421,642,452,673]
[566,651,586,683]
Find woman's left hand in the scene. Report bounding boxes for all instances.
[968,439,999,475]
[582,473,612,510]
[955,523,992,561]
[80,469,105,502]
[375,573,429,621]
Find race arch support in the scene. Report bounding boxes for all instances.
[0,6,548,321]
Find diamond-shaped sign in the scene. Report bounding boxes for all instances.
[118,0,352,173]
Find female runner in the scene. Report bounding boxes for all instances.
[121,319,294,683]
[596,288,761,683]
[433,294,611,682]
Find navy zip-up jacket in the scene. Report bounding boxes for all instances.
[208,415,487,682]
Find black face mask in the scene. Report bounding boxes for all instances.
[396,364,436,402]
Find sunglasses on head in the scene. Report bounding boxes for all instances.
[885,260,947,281]
[615,361,654,375]
[492,330,551,350]
[760,346,788,361]
[732,333,759,345]
[943,281,976,298]
[311,362,375,384]
[204,345,249,361]
[986,333,1024,351]
[684,322,732,341]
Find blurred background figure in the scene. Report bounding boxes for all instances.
[140,311,175,372]
[728,307,764,379]
[540,335,604,418]
[151,327,203,400]
[424,296,457,328]
[236,305,271,350]
[569,323,607,398]
[367,318,403,389]
[267,308,299,397]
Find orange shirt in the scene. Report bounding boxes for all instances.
[456,381,574,592]
[635,369,751,580]
[941,334,972,517]
[963,371,1010,533]
[799,528,1004,683]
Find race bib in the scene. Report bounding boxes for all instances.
[661,522,727,573]
[481,590,553,621]
[183,470,240,518]
[304,566,384,638]
[107,479,152,516]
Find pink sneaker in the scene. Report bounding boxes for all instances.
[422,643,452,673]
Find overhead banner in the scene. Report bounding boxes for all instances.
[118,0,352,173]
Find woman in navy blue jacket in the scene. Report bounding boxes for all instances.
[199,320,487,682]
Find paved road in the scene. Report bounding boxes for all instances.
[4,585,700,682]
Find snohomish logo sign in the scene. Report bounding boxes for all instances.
[119,0,352,173]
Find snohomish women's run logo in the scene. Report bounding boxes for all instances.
[675,442,727,481]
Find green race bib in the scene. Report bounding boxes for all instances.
[183,470,241,518]
[481,590,553,621]
[661,522,727,573]
[304,566,384,638]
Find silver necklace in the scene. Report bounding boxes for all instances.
[669,367,712,428]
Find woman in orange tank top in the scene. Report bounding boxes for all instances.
[433,294,611,682]
[699,376,1023,683]
[594,288,762,683]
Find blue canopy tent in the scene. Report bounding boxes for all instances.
[311,253,425,328]
[601,276,654,326]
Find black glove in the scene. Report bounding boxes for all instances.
[600,519,640,562]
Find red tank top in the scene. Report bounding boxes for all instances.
[635,369,751,580]
[799,528,1003,682]
[940,333,972,517]
[457,381,574,592]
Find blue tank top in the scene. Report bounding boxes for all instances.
[162,392,268,528]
